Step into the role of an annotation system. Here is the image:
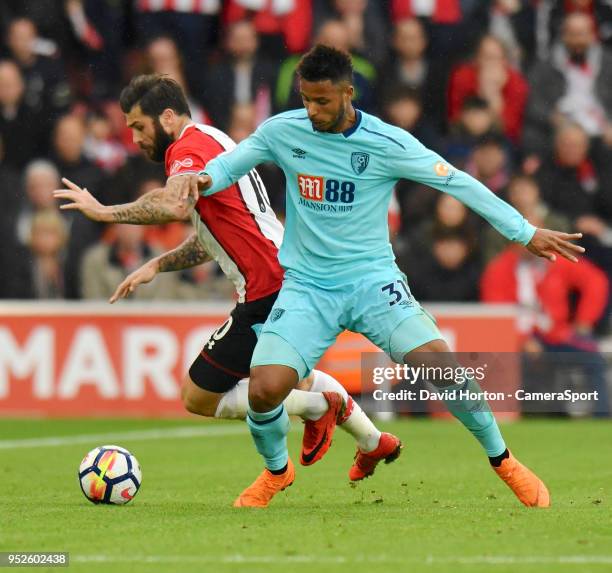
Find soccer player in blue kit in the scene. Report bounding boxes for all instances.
[193,45,584,508]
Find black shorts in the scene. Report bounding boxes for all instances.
[189,291,279,393]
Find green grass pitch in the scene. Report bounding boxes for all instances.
[1,417,611,573]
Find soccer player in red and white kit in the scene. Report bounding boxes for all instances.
[54,75,401,485]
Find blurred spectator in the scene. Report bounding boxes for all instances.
[445,96,500,167]
[486,0,537,69]
[204,20,276,131]
[399,227,481,302]
[574,212,612,333]
[83,111,128,174]
[5,17,71,123]
[6,209,69,299]
[448,35,529,144]
[52,114,107,298]
[315,0,388,64]
[133,0,220,83]
[14,160,60,247]
[406,193,479,251]
[80,224,185,300]
[524,12,612,157]
[52,114,106,201]
[395,193,482,301]
[1,1,72,58]
[390,0,486,62]
[464,133,511,194]
[0,59,47,169]
[481,240,610,416]
[482,174,571,262]
[537,0,612,57]
[275,19,376,112]
[144,36,210,124]
[108,154,166,206]
[227,103,258,143]
[379,18,447,127]
[3,160,66,296]
[382,86,442,153]
[65,0,130,101]
[225,0,312,57]
[535,123,611,218]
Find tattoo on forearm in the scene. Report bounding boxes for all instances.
[158,233,211,272]
[110,188,191,224]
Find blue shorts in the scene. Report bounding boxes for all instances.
[250,269,443,379]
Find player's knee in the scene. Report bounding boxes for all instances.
[403,339,458,376]
[248,382,276,412]
[248,372,283,412]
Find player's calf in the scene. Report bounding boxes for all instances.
[181,375,223,417]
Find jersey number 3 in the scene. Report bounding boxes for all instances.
[381,280,412,307]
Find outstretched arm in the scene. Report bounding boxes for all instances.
[109,232,211,303]
[183,124,275,200]
[53,176,197,224]
[391,134,584,262]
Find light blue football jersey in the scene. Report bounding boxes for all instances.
[202,109,535,284]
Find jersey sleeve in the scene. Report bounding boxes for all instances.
[200,123,275,196]
[166,139,208,179]
[389,130,536,245]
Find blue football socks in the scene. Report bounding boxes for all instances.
[442,377,507,458]
[246,403,290,471]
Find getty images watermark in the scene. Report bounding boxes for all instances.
[360,352,609,416]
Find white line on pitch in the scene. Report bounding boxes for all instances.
[69,554,612,566]
[427,555,612,565]
[0,424,250,450]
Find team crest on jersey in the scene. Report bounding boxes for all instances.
[270,308,285,322]
[170,157,194,175]
[351,152,369,175]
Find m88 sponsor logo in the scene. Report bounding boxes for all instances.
[297,174,355,212]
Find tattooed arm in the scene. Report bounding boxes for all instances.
[53,176,197,224]
[156,232,211,271]
[109,233,212,303]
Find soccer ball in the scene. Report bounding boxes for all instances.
[78,445,142,505]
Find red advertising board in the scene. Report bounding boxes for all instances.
[0,302,519,417]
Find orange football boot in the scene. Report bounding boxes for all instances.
[300,392,347,466]
[349,432,403,481]
[233,458,295,508]
[492,450,550,507]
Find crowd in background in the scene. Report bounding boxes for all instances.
[0,0,611,353]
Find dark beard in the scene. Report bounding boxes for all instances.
[313,102,348,133]
[149,118,174,162]
[326,102,348,133]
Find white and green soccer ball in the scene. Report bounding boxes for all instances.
[78,445,142,505]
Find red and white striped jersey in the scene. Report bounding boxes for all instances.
[165,123,285,303]
[136,0,220,14]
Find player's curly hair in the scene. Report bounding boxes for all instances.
[297,44,353,84]
[119,74,191,118]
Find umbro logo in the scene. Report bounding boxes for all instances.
[270,308,285,322]
[292,148,307,158]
